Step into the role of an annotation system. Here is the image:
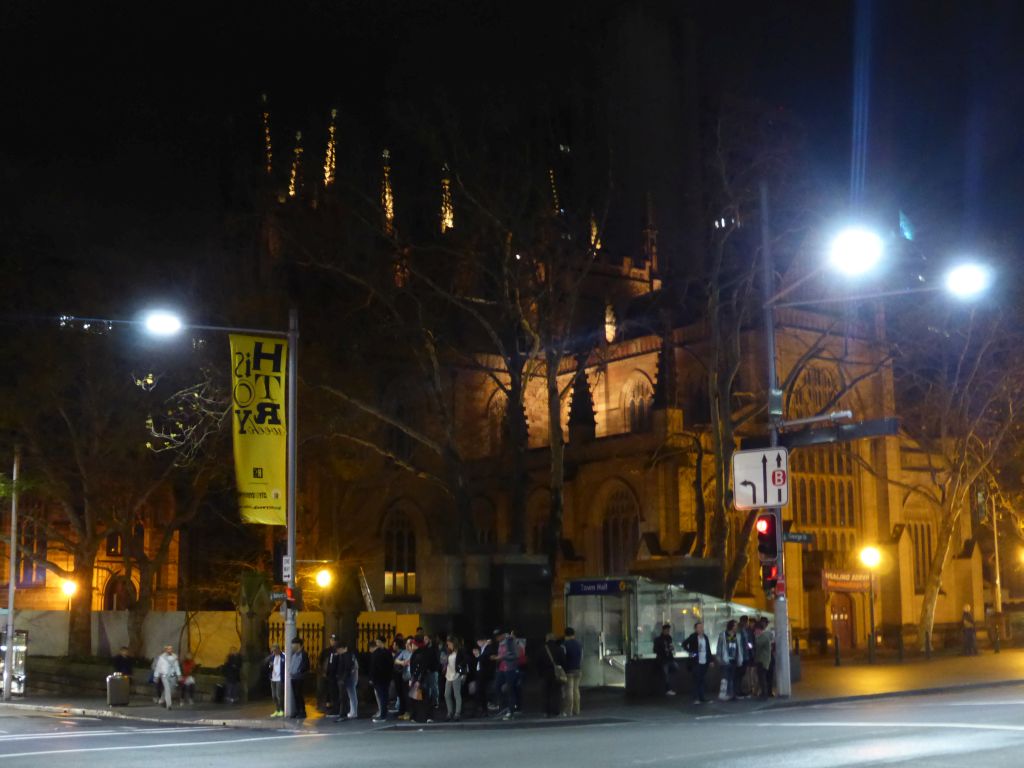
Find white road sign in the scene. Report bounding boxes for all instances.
[282,555,292,583]
[732,447,790,510]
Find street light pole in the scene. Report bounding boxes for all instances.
[991,495,1002,652]
[3,448,19,701]
[867,571,876,663]
[760,182,792,697]
[283,309,299,717]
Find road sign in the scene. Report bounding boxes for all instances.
[282,556,292,582]
[732,447,789,510]
[270,591,287,601]
[783,531,814,544]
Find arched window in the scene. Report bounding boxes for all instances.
[603,488,639,574]
[473,498,496,549]
[622,375,654,434]
[383,510,417,597]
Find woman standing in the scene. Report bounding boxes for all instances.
[443,636,468,721]
[394,637,414,720]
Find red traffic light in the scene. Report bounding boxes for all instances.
[755,516,771,535]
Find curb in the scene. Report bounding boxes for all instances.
[0,702,301,732]
[758,677,1024,711]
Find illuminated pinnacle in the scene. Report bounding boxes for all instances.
[590,213,602,252]
[261,93,273,176]
[381,148,395,235]
[323,108,337,188]
[548,168,560,215]
[288,131,303,198]
[440,164,454,233]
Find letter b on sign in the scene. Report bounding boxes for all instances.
[772,469,786,486]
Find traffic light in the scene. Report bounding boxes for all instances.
[285,585,304,611]
[756,513,778,562]
[761,563,779,593]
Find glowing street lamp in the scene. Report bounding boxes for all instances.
[944,262,992,301]
[60,579,77,598]
[142,310,184,337]
[315,569,333,589]
[860,546,881,663]
[828,226,884,277]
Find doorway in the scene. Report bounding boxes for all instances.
[830,592,854,651]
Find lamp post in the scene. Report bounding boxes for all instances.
[758,180,992,692]
[3,448,19,701]
[859,546,881,662]
[141,308,300,717]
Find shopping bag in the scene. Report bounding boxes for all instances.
[718,678,729,700]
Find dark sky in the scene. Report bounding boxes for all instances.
[3,0,1023,298]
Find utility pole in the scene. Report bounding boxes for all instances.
[992,495,1002,652]
[760,182,792,697]
[3,449,19,701]
[283,310,299,716]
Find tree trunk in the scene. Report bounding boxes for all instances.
[67,549,97,657]
[917,500,962,645]
[128,561,155,657]
[545,348,565,574]
[506,364,529,550]
[723,510,756,601]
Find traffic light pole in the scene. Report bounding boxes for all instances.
[760,182,792,697]
[283,310,299,717]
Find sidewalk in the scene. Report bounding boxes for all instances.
[4,648,1024,732]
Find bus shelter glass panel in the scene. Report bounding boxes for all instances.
[565,580,634,688]
[0,630,28,695]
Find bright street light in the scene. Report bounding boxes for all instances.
[315,569,333,589]
[60,580,77,598]
[859,546,881,569]
[142,310,184,337]
[828,226,884,277]
[944,262,992,300]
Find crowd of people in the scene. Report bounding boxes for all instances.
[268,626,585,722]
[656,616,777,703]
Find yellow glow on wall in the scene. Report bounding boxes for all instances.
[288,131,303,198]
[323,108,337,188]
[604,303,616,343]
[261,93,273,176]
[381,148,395,234]
[590,213,602,252]
[440,165,454,233]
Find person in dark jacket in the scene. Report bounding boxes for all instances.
[683,622,712,704]
[477,633,498,716]
[409,636,435,723]
[289,636,310,718]
[653,624,678,696]
[537,633,567,717]
[222,648,243,704]
[318,634,340,713]
[334,640,359,721]
[369,636,394,722]
[112,646,133,678]
[562,627,583,716]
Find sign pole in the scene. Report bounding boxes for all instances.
[3,448,19,701]
[283,310,299,717]
[760,182,792,697]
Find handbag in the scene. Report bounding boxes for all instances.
[545,646,567,684]
[718,678,729,700]
[408,681,424,701]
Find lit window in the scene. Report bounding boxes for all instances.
[384,510,416,597]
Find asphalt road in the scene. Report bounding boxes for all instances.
[2,686,1024,767]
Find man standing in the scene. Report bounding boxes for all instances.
[222,647,243,704]
[334,639,359,720]
[683,622,711,704]
[653,624,678,696]
[562,627,582,716]
[112,646,133,679]
[754,623,772,699]
[289,636,310,719]
[370,636,394,722]
[319,633,340,713]
[716,620,744,700]
[492,628,519,718]
[153,645,181,710]
[264,644,286,717]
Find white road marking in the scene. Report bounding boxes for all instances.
[759,720,1024,733]
[0,732,323,760]
[0,726,220,742]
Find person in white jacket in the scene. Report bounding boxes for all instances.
[715,620,745,701]
[154,645,182,710]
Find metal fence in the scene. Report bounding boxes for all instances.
[267,621,324,662]
[356,622,397,652]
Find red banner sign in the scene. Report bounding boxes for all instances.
[822,570,871,593]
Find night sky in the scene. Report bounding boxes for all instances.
[3,0,1023,299]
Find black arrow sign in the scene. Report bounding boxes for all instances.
[741,480,757,505]
[761,455,768,504]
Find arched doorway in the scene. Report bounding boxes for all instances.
[830,592,854,652]
[103,575,137,611]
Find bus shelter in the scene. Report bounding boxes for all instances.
[564,577,761,693]
[0,630,28,695]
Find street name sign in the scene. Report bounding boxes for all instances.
[732,447,789,510]
[783,531,814,544]
[270,591,287,601]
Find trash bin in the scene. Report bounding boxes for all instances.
[107,673,130,706]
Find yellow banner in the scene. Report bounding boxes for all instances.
[229,334,287,525]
